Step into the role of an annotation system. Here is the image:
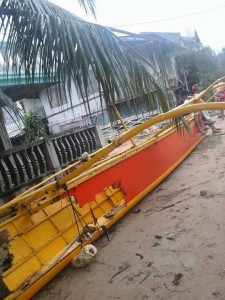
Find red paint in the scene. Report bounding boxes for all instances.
[67,123,200,206]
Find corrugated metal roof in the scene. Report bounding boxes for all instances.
[140,32,183,46]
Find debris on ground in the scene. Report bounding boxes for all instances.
[109,263,130,283]
[152,242,160,247]
[172,273,183,286]
[200,190,207,197]
[166,233,176,241]
[160,204,175,210]
[212,291,221,297]
[154,235,162,240]
[135,253,144,260]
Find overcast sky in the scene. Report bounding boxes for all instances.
[51,0,225,52]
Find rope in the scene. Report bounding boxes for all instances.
[62,184,84,245]
[62,184,114,248]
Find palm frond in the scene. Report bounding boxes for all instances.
[77,0,96,18]
[0,0,168,119]
[0,88,24,126]
[173,116,191,137]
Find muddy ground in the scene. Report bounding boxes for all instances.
[34,116,225,300]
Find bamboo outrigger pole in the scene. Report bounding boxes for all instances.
[10,77,225,200]
[1,100,225,218]
[1,77,225,215]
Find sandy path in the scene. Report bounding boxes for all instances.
[34,117,225,300]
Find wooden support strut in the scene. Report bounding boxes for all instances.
[109,98,137,147]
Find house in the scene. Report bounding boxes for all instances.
[17,31,182,133]
[120,32,180,88]
[1,31,200,135]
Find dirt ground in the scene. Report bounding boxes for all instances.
[34,116,225,300]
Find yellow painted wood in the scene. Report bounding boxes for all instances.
[1,185,124,293]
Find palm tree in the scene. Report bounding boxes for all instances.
[0,0,173,150]
[0,0,169,118]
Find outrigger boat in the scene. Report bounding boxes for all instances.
[1,79,225,300]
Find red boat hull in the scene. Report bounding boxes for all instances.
[69,123,201,207]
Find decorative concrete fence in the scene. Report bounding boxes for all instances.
[0,124,104,200]
[52,125,100,166]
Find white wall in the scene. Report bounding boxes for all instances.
[38,82,108,134]
[21,97,46,118]
[39,83,83,133]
